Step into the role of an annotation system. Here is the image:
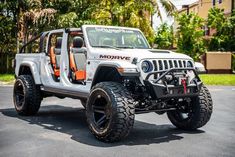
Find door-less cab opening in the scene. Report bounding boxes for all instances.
[47,33,63,82]
[68,31,87,84]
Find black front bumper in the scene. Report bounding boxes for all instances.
[143,68,202,99]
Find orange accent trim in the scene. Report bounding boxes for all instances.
[69,52,77,72]
[70,32,83,35]
[75,70,86,80]
[117,68,124,73]
[50,47,56,68]
[54,69,60,77]
[50,46,60,77]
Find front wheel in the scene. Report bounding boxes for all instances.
[167,85,213,130]
[86,82,135,142]
[13,75,41,116]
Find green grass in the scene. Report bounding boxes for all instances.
[0,74,15,82]
[199,74,235,86]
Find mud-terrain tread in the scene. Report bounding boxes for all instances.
[198,85,213,127]
[167,85,213,130]
[14,75,41,116]
[86,82,135,142]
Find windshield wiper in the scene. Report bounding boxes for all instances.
[117,46,135,49]
[92,45,120,50]
[118,46,151,49]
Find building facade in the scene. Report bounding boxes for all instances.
[174,0,234,36]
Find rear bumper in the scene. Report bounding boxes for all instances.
[143,68,202,99]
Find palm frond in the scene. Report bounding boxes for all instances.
[155,1,163,21]
[24,8,56,24]
[159,0,177,16]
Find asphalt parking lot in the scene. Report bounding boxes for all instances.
[0,86,235,157]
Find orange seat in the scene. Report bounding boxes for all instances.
[49,37,62,77]
[69,37,86,81]
[70,52,86,80]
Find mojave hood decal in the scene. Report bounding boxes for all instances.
[99,55,131,60]
[92,48,193,62]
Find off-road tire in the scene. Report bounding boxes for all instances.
[167,85,213,130]
[86,82,135,142]
[13,75,41,116]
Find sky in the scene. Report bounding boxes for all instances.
[152,0,198,30]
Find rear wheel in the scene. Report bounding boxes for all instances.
[86,82,135,142]
[13,75,41,116]
[167,85,213,130]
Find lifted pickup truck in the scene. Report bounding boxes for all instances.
[13,25,213,142]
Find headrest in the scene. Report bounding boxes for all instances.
[73,37,83,48]
[56,37,62,48]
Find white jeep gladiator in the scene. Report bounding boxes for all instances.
[13,25,213,142]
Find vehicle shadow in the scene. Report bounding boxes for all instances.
[0,105,205,147]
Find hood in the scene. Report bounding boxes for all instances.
[89,48,193,62]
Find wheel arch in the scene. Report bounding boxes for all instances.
[91,65,122,87]
[17,62,41,85]
[91,61,140,88]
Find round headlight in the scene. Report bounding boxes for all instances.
[187,61,193,68]
[141,60,153,73]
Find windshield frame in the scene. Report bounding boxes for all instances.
[84,25,151,49]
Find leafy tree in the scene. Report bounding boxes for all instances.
[207,8,226,35]
[18,0,56,44]
[154,23,173,49]
[207,8,235,51]
[0,0,177,55]
[89,0,155,44]
[90,0,176,45]
[54,0,99,28]
[176,13,206,61]
[0,0,18,53]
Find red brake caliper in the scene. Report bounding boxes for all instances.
[181,79,187,94]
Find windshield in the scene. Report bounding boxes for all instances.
[86,27,150,49]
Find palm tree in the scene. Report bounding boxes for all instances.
[156,0,176,20]
[18,0,56,45]
[151,0,177,26]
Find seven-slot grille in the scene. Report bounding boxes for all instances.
[151,59,191,79]
[152,59,189,71]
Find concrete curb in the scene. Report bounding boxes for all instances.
[0,81,14,87]
[0,84,14,87]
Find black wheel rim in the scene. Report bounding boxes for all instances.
[14,80,25,109]
[175,99,194,121]
[90,90,111,131]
